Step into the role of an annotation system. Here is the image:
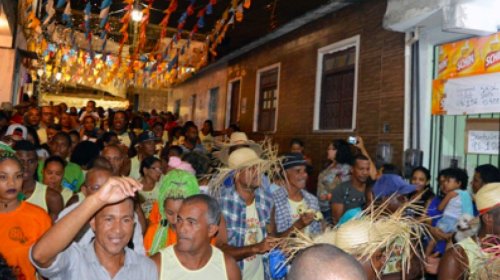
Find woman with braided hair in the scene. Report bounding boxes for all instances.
[0,143,51,280]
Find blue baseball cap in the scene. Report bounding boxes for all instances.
[282,153,307,170]
[372,174,416,198]
[138,130,159,143]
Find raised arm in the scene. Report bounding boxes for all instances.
[355,136,377,180]
[31,177,142,268]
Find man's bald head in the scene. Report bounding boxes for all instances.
[288,244,367,280]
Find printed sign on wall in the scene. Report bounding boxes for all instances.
[465,119,500,155]
[433,32,500,115]
[467,130,499,154]
[435,72,500,115]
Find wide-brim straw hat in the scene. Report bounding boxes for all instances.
[313,219,374,255]
[1,102,13,111]
[215,132,263,165]
[279,194,428,276]
[227,147,265,170]
[475,183,500,215]
[209,138,281,196]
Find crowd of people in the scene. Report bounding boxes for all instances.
[0,100,499,280]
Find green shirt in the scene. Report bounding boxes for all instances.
[37,160,85,192]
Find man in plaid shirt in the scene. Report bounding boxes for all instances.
[215,147,277,280]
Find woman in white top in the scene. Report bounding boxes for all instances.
[139,156,163,218]
[199,120,217,153]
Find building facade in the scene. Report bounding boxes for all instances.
[168,0,406,179]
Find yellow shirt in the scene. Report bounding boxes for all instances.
[129,156,141,180]
[199,132,215,152]
[26,182,48,212]
[159,245,228,280]
[288,199,311,236]
[61,187,74,205]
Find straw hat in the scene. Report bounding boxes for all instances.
[278,195,428,276]
[216,132,263,166]
[0,102,13,111]
[209,138,281,196]
[227,147,265,170]
[313,220,374,255]
[475,183,500,214]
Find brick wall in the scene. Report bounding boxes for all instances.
[231,0,405,177]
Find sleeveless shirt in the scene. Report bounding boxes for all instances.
[159,245,228,280]
[26,182,48,211]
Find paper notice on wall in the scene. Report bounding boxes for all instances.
[467,130,499,154]
[442,72,500,115]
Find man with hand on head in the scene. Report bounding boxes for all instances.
[30,176,157,279]
[59,167,146,255]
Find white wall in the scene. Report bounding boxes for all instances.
[168,65,228,130]
[417,26,469,167]
[0,48,15,103]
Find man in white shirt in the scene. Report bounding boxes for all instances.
[30,175,156,279]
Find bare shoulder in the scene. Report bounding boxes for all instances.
[438,245,468,280]
[223,253,241,280]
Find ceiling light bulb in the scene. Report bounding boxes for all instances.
[55,72,62,81]
[131,9,143,22]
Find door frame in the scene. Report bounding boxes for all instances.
[225,77,242,128]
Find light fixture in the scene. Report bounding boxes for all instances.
[37,69,44,77]
[55,72,62,81]
[131,3,143,22]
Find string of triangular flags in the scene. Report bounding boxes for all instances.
[20,0,253,88]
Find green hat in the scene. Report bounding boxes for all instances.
[150,169,200,255]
